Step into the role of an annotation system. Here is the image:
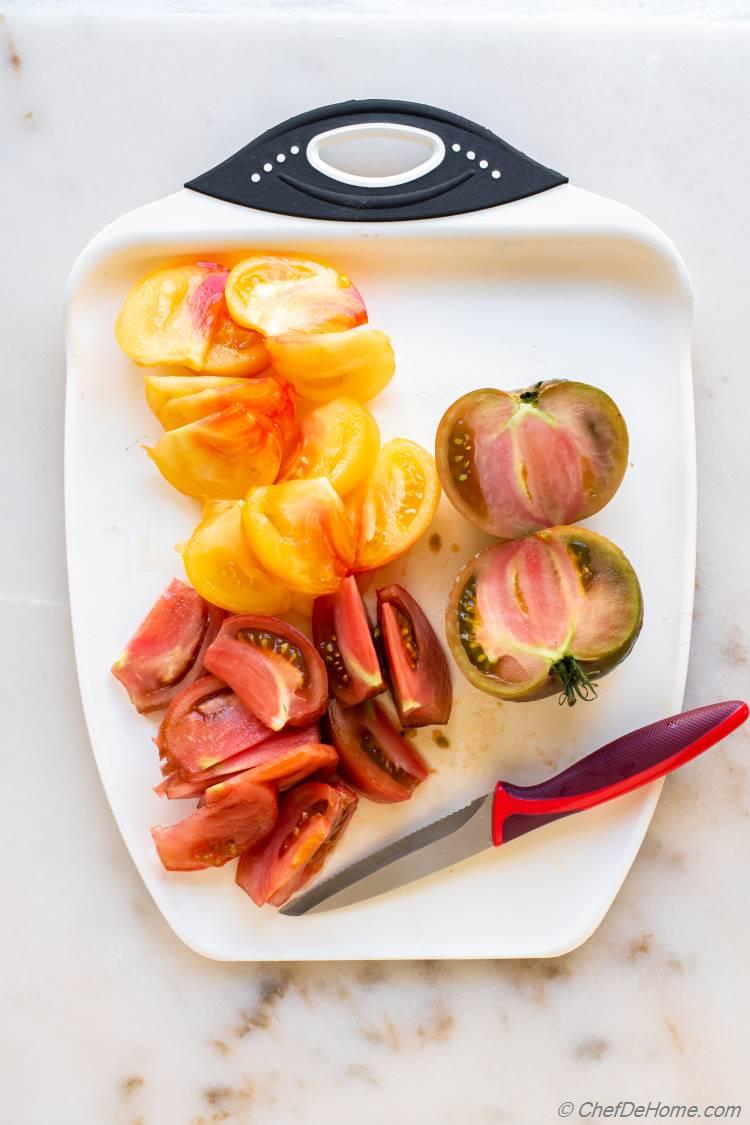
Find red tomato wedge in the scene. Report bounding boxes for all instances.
[225,255,367,337]
[147,404,282,500]
[156,675,271,777]
[156,724,329,799]
[151,776,277,871]
[328,699,429,803]
[312,575,384,707]
[204,614,328,731]
[111,579,224,713]
[201,741,337,802]
[236,779,358,907]
[376,585,453,727]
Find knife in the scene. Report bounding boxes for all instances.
[281,699,748,916]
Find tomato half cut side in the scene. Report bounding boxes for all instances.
[376,584,453,727]
[328,699,429,803]
[312,576,384,707]
[156,674,271,777]
[147,404,282,500]
[348,438,441,572]
[225,255,367,337]
[204,614,328,731]
[151,776,277,871]
[445,526,643,704]
[111,579,225,713]
[236,779,358,907]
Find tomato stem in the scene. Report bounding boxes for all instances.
[552,655,598,707]
[519,380,543,405]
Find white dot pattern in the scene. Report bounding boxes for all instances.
[452,142,461,152]
[263,162,273,172]
[276,153,286,162]
[251,173,260,183]
[466,150,475,160]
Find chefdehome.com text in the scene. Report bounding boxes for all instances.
[557,1103,742,1119]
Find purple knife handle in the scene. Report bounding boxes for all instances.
[493,701,748,845]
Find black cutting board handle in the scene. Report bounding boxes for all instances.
[185,99,567,223]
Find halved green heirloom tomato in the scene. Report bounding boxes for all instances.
[312,576,385,707]
[151,776,277,871]
[376,585,452,727]
[435,381,629,540]
[236,779,358,907]
[446,527,643,706]
[204,614,328,731]
[328,699,429,803]
[115,262,270,376]
[111,579,224,713]
[156,674,271,777]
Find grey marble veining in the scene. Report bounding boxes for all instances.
[1,11,749,1124]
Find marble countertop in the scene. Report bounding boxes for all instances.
[2,9,749,1123]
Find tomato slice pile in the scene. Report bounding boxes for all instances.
[112,252,461,908]
[236,780,358,907]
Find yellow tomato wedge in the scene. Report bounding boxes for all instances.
[242,478,355,596]
[347,438,441,572]
[281,397,380,497]
[115,262,269,375]
[147,404,281,499]
[144,374,243,419]
[144,371,296,443]
[181,500,291,615]
[266,326,394,404]
[225,255,367,337]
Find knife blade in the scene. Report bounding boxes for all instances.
[281,699,748,917]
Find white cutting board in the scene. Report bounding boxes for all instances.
[65,170,693,959]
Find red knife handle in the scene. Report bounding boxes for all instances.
[492,700,748,846]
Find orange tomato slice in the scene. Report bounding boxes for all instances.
[242,479,355,596]
[225,255,367,337]
[147,404,281,499]
[348,438,441,572]
[115,262,269,375]
[181,500,291,615]
[144,371,297,446]
[266,326,394,404]
[281,397,380,497]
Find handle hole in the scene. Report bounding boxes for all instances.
[306,123,445,189]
